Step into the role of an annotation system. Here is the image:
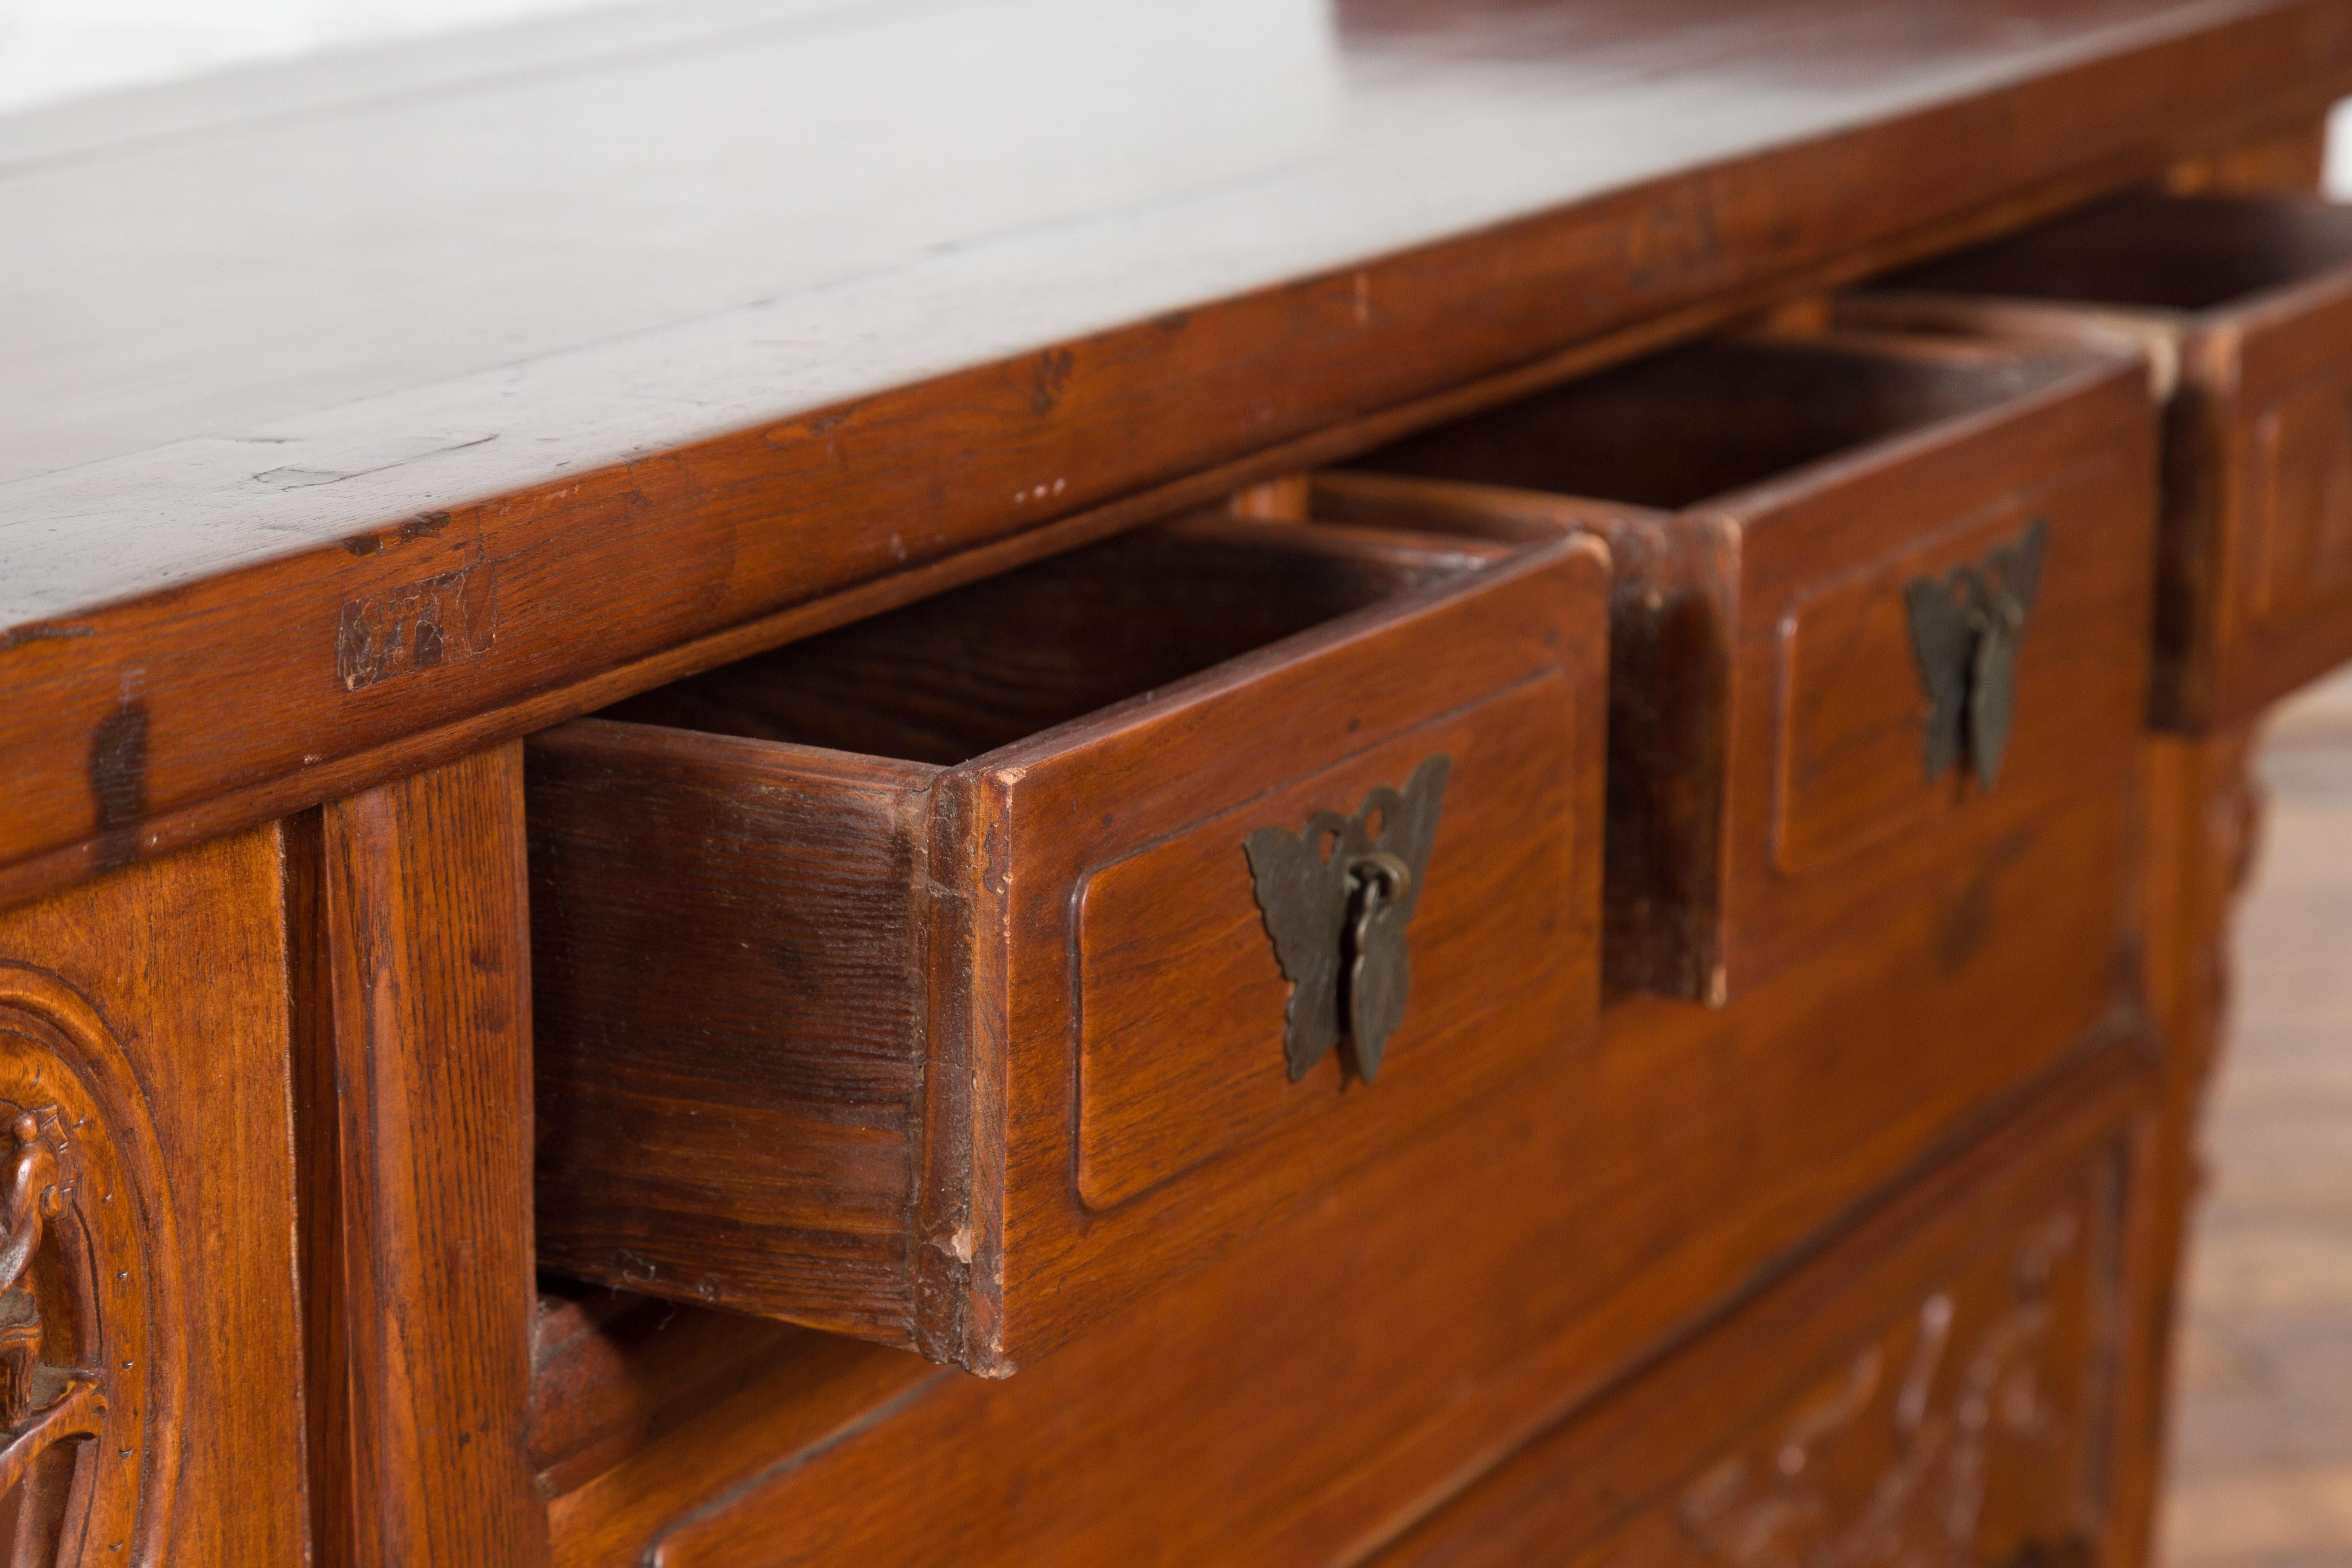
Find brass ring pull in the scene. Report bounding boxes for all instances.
[1344,850,1412,904]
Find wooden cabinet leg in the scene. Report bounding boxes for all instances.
[2110,729,2263,1568]
[294,745,548,1568]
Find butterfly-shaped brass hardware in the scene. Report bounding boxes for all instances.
[1903,519,2049,790]
[1243,755,1449,1084]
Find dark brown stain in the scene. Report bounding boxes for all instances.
[89,702,150,872]
[344,510,454,557]
[1026,349,1076,416]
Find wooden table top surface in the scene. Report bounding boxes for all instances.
[0,0,2347,904]
[0,0,2330,621]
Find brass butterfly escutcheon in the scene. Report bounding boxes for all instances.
[1903,519,2049,790]
[1243,754,1450,1084]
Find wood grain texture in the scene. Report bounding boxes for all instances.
[542,777,2145,1565]
[2104,728,2265,1568]
[1853,192,2352,730]
[909,521,1610,1375]
[1374,1047,2142,1568]
[4,0,2351,913]
[531,521,1611,1372]
[2167,120,2333,198]
[0,825,308,1564]
[529,725,936,1342]
[527,1285,799,1501]
[597,516,1498,767]
[0,30,2325,1563]
[1342,330,2158,1001]
[300,746,548,1568]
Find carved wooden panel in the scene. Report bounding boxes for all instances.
[1369,1056,2138,1568]
[0,826,308,1565]
[1586,1160,2120,1568]
[1666,1205,2108,1567]
[0,971,177,1564]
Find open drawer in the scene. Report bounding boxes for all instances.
[1324,328,2157,1003]
[527,514,1609,1373]
[1847,193,2352,729]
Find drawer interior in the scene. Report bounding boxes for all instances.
[1349,332,2076,510]
[1882,192,2352,313]
[600,516,1499,764]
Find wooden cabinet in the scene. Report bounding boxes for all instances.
[1850,193,2352,730]
[1328,331,2159,1002]
[527,517,1610,1371]
[4,3,2349,1562]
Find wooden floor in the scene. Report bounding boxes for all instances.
[2164,670,2352,1568]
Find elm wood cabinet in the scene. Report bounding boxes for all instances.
[1327,330,2158,1002]
[1847,194,2352,731]
[6,1,2352,1563]
[528,518,1609,1371]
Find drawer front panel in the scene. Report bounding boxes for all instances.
[978,536,1609,1367]
[2208,279,2352,720]
[1773,450,2150,878]
[2249,361,2352,631]
[1330,333,2153,1002]
[1076,672,1577,1210]
[1852,193,2352,728]
[1719,366,2156,994]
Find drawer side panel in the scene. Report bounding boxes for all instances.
[528,720,934,1343]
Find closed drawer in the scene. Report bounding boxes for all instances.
[1378,1047,2142,1568]
[528,514,1610,1374]
[1850,193,2352,730]
[1326,328,2156,1002]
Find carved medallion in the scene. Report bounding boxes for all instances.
[0,966,178,1566]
